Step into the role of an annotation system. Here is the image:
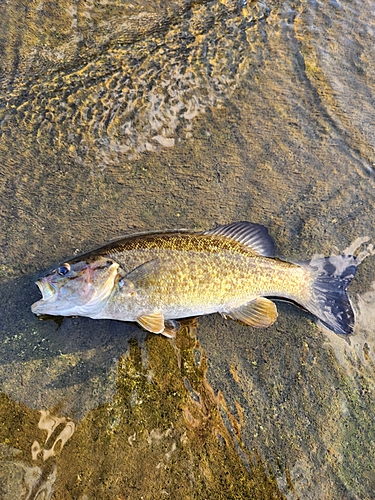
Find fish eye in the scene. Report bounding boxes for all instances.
[57,264,70,276]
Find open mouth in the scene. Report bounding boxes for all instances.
[36,279,56,300]
[31,279,56,314]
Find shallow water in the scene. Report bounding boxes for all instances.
[1,0,375,498]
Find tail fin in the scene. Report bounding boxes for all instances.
[301,255,358,335]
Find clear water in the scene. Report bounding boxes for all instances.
[1,0,375,498]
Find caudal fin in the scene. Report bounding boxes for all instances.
[301,255,358,335]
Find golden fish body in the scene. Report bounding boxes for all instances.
[31,222,358,336]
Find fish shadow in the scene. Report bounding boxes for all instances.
[0,273,144,364]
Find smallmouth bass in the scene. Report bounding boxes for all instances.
[31,222,358,337]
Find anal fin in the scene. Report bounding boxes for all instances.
[226,297,278,328]
[137,311,165,334]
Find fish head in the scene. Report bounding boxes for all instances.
[31,257,120,318]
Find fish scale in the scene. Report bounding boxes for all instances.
[100,236,307,312]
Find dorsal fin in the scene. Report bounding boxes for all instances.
[205,222,275,257]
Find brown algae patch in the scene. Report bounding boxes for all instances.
[49,322,284,499]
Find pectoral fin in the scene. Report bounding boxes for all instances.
[226,297,278,328]
[125,259,161,287]
[137,311,165,334]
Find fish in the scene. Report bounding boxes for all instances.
[31,222,359,337]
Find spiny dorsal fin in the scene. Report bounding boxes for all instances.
[137,311,165,334]
[225,297,278,327]
[205,222,275,257]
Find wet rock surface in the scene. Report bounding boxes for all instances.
[1,0,375,498]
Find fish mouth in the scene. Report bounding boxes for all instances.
[31,279,56,314]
